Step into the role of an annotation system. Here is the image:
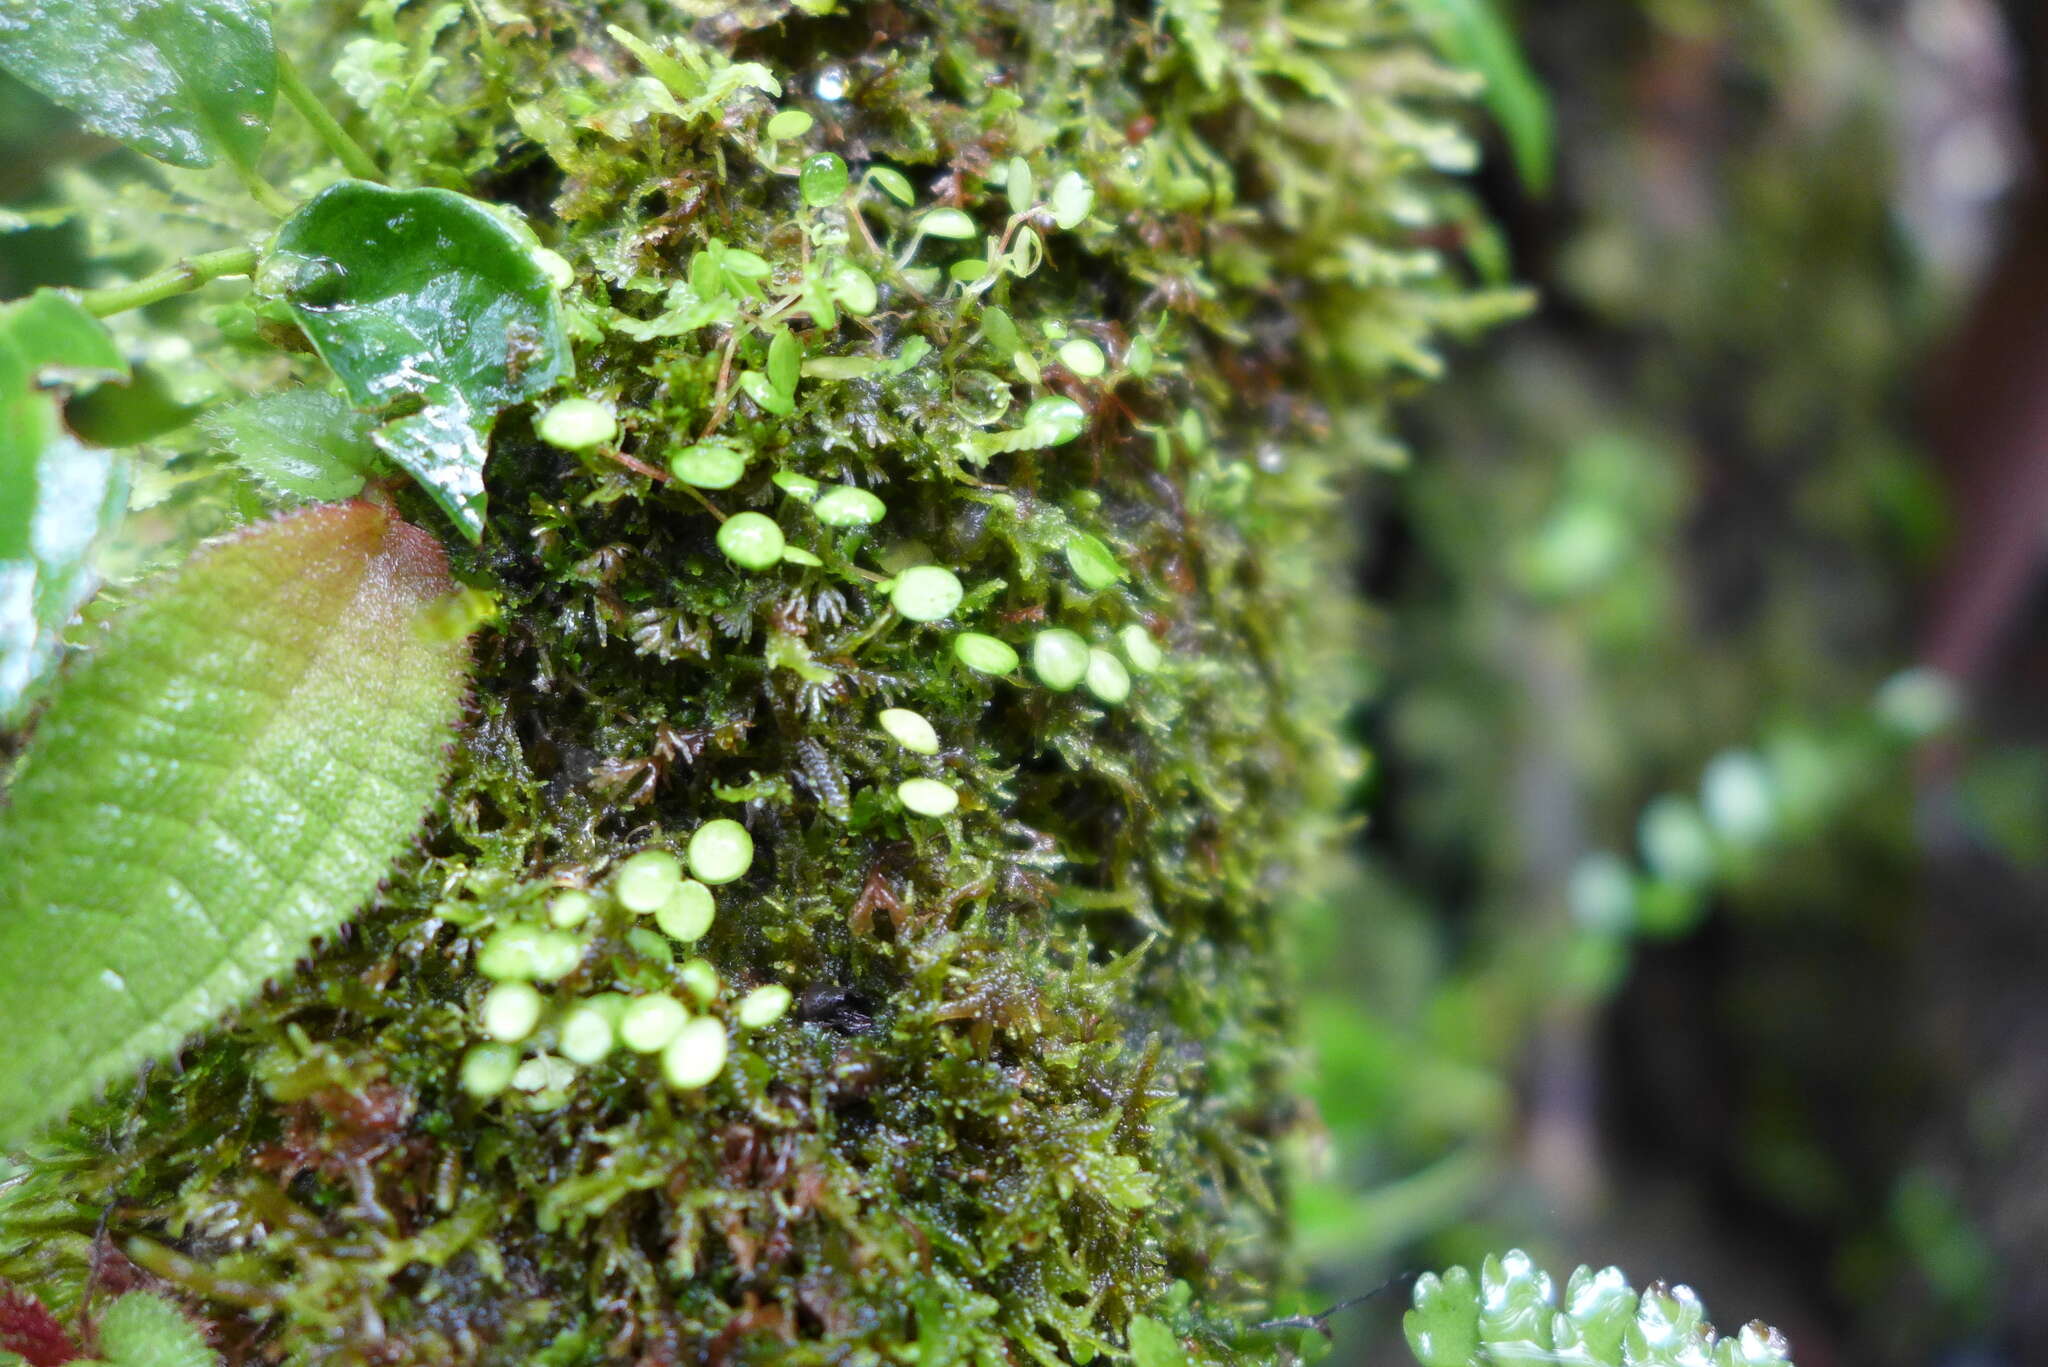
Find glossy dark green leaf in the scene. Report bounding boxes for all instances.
[1398,0,1553,193]
[0,289,129,726]
[0,0,275,171]
[200,388,379,502]
[0,502,474,1147]
[271,181,572,541]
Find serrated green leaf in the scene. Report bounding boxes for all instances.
[200,389,379,503]
[1404,1256,1799,1367]
[1,289,129,727]
[0,502,473,1148]
[1397,0,1553,193]
[1404,1267,1481,1367]
[94,1291,219,1367]
[1128,1316,1188,1367]
[0,0,274,171]
[271,181,572,542]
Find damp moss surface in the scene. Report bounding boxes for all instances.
[0,0,1517,1361]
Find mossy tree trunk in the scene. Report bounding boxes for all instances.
[0,1,1507,1361]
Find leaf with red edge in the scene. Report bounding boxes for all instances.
[0,502,474,1148]
[0,1281,81,1367]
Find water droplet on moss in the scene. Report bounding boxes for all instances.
[800,152,850,206]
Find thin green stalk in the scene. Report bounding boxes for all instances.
[230,158,297,217]
[80,247,260,318]
[275,49,382,182]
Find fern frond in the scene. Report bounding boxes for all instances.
[1403,1251,1795,1367]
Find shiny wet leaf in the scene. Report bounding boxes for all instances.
[0,0,275,171]
[1,289,129,726]
[271,181,572,541]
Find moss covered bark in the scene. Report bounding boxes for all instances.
[0,1,1514,1361]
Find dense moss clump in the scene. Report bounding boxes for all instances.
[0,0,1514,1360]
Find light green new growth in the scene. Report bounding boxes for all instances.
[1404,1252,1796,1367]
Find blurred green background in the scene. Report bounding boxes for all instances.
[7,2,2047,1364]
[1283,2,2048,1365]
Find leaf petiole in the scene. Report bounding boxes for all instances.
[275,48,382,182]
[79,245,260,318]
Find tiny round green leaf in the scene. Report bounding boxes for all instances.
[878,707,940,755]
[921,207,979,240]
[766,109,813,139]
[1084,648,1131,704]
[678,957,721,1005]
[717,512,786,569]
[954,631,1020,675]
[1065,532,1123,590]
[1031,629,1090,690]
[688,818,755,884]
[614,849,683,914]
[1005,156,1035,215]
[1125,335,1156,378]
[480,982,543,1042]
[868,165,915,205]
[830,263,879,315]
[891,565,964,621]
[536,397,618,450]
[897,777,961,817]
[737,983,792,1028]
[548,889,596,928]
[1057,338,1106,377]
[813,485,886,526]
[558,1006,615,1064]
[511,1055,573,1095]
[1119,624,1164,673]
[1050,171,1094,229]
[670,441,749,489]
[773,469,820,499]
[655,879,716,942]
[1025,395,1088,445]
[527,930,584,983]
[661,1017,729,1089]
[619,994,688,1053]
[461,1043,519,1097]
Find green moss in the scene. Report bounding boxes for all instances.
[0,0,1517,1360]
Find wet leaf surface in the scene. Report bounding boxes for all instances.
[271,182,572,541]
[0,0,275,170]
[0,290,129,726]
